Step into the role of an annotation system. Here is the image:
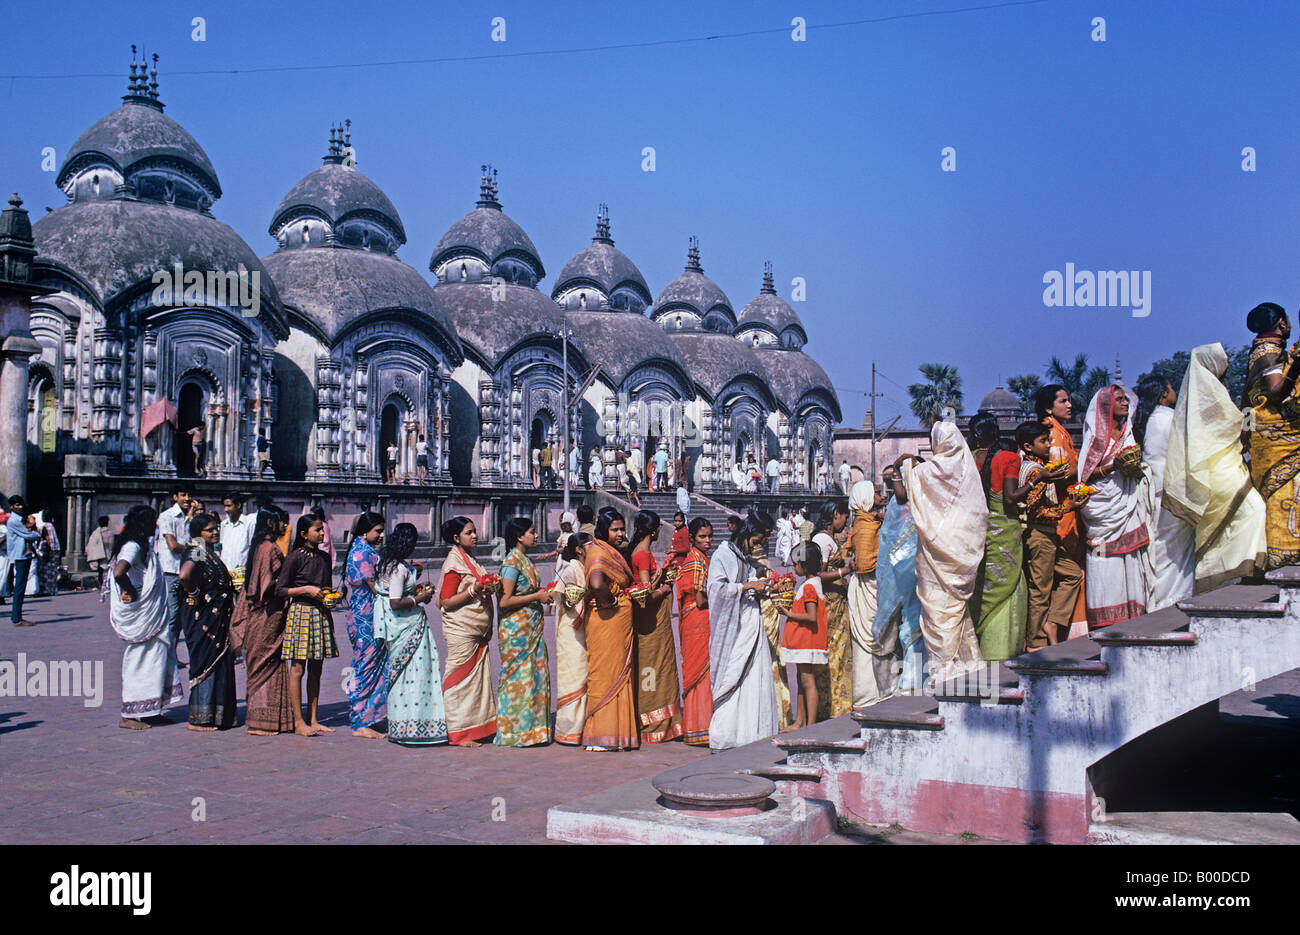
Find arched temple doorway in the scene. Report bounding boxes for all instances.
[379,401,403,478]
[174,381,207,477]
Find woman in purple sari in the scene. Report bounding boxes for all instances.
[344,512,388,738]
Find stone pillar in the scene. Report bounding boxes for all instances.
[697,403,714,493]
[508,384,524,487]
[778,413,792,492]
[0,193,54,499]
[602,394,618,487]
[478,379,503,485]
[62,454,106,573]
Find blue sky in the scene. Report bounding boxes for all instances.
[5,0,1298,429]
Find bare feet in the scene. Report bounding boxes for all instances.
[351,726,384,739]
[294,724,321,737]
[119,717,151,730]
[451,739,482,747]
[309,721,336,733]
[247,728,277,736]
[187,724,218,732]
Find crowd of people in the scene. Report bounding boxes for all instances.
[1,495,63,626]
[88,301,1300,749]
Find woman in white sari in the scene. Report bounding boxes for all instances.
[1079,384,1152,628]
[1163,343,1267,592]
[901,421,986,685]
[707,513,778,750]
[110,505,183,729]
[1139,378,1195,609]
[553,533,590,744]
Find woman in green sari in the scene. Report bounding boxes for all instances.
[969,414,1029,661]
[494,516,554,746]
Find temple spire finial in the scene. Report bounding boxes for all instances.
[1115,352,1123,386]
[123,45,164,110]
[685,235,702,272]
[477,164,501,209]
[593,203,612,244]
[323,122,353,165]
[761,260,775,294]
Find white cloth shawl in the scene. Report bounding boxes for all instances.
[706,539,778,749]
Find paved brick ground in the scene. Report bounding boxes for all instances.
[5,588,1297,845]
[0,587,706,844]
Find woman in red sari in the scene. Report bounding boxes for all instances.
[676,517,714,746]
[581,507,639,750]
[628,510,683,743]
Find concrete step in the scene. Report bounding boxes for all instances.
[1093,605,1196,647]
[851,695,944,731]
[1004,638,1109,677]
[1178,583,1283,617]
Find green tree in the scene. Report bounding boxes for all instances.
[1007,374,1042,413]
[1137,345,1251,406]
[1045,354,1111,413]
[909,363,963,428]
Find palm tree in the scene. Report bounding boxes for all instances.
[908,363,963,428]
[1045,354,1110,414]
[1008,374,1042,413]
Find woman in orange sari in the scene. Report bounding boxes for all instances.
[581,507,640,751]
[628,509,683,743]
[1036,384,1089,642]
[676,517,714,746]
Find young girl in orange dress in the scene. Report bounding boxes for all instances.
[780,542,829,731]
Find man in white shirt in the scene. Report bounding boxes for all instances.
[816,458,828,494]
[219,493,256,573]
[386,442,399,483]
[839,459,852,494]
[766,455,781,495]
[155,484,192,642]
[628,444,644,485]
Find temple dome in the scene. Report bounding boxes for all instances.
[261,247,460,359]
[270,162,405,247]
[650,238,735,333]
[430,166,545,285]
[56,52,220,201]
[34,198,281,333]
[978,386,1023,413]
[567,309,689,388]
[434,281,568,369]
[736,264,807,348]
[669,330,775,403]
[755,347,842,421]
[552,205,650,312]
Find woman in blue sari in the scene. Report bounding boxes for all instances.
[373,523,447,746]
[495,516,554,746]
[344,512,388,739]
[875,464,926,692]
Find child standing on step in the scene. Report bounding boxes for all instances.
[780,541,829,730]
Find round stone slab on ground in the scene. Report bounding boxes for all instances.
[653,770,775,815]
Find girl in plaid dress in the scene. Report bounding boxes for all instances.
[277,515,339,736]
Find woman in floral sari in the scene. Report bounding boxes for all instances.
[627,510,684,743]
[373,523,447,745]
[344,512,387,739]
[437,517,497,745]
[582,507,639,750]
[1245,302,1300,569]
[495,516,553,746]
[177,513,237,730]
[676,518,714,745]
[554,533,590,744]
[234,506,295,735]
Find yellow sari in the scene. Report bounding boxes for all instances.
[1247,335,1300,568]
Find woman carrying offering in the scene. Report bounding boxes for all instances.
[1078,385,1151,628]
[344,512,388,739]
[676,518,714,746]
[811,501,853,718]
[1245,302,1300,569]
[582,508,639,750]
[494,516,553,746]
[178,512,237,730]
[278,514,339,736]
[967,414,1029,661]
[373,523,447,746]
[627,510,684,743]
[436,517,497,746]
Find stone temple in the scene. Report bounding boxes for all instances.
[17,53,840,565]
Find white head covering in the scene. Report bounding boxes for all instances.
[1163,343,1239,530]
[560,510,577,527]
[849,479,876,513]
[1079,383,1139,483]
[903,421,988,591]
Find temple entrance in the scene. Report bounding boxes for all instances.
[734,431,752,467]
[28,374,57,455]
[379,402,402,480]
[174,382,206,477]
[807,439,822,493]
[530,414,552,487]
